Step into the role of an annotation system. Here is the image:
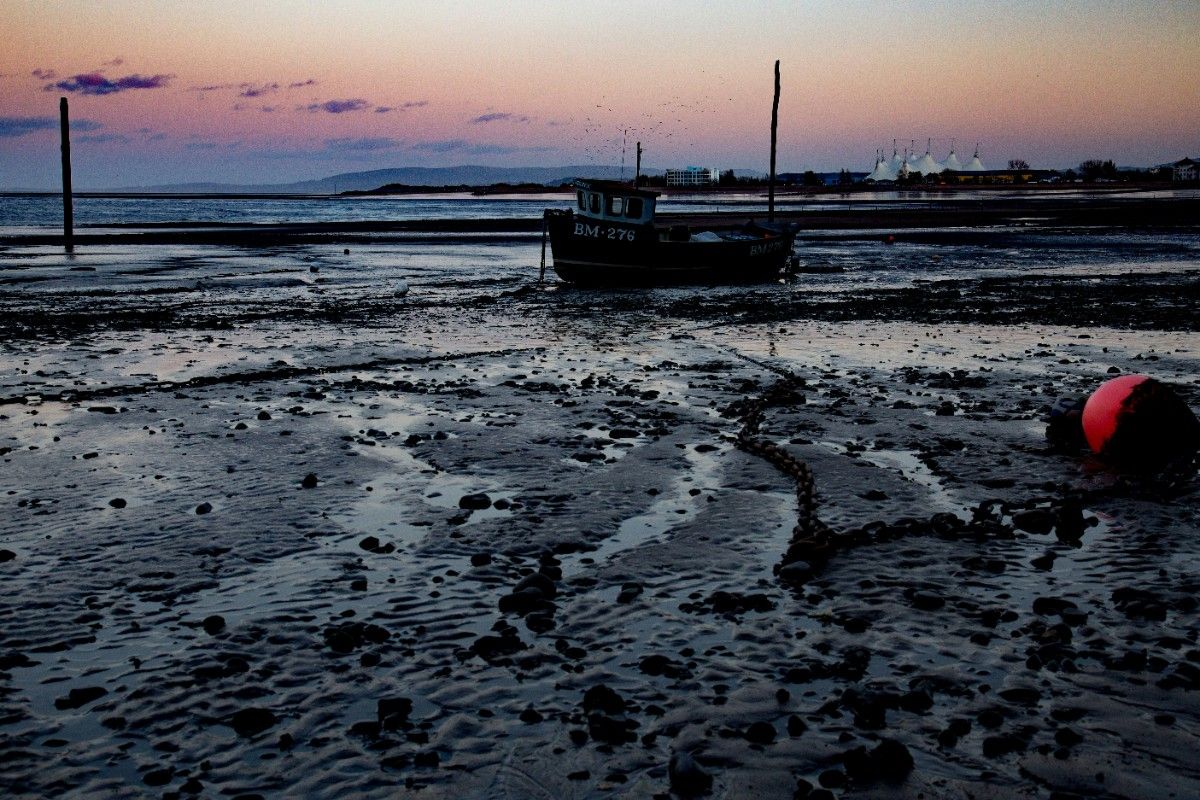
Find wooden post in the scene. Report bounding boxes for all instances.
[539,211,547,283]
[769,60,779,223]
[60,97,74,249]
[635,142,642,186]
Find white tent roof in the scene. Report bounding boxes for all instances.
[963,153,986,172]
[912,151,942,174]
[941,151,963,171]
[867,158,897,182]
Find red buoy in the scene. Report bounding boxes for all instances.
[1082,374,1147,453]
[1081,374,1200,470]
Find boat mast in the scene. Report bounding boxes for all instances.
[635,141,642,186]
[769,59,780,223]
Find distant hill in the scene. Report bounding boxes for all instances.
[117,165,665,195]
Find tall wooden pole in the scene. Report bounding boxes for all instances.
[769,60,779,223]
[635,142,642,186]
[59,97,74,249]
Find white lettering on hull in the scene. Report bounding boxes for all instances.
[749,240,786,257]
[572,221,636,242]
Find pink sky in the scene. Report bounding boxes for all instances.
[2,0,1198,188]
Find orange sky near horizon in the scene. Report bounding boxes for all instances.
[2,0,1198,188]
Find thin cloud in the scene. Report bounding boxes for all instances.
[0,116,102,137]
[412,139,469,153]
[239,82,280,98]
[376,100,428,113]
[185,141,219,150]
[51,72,171,95]
[325,137,402,151]
[31,68,57,80]
[0,117,56,137]
[191,83,235,92]
[288,78,318,89]
[102,57,125,67]
[304,98,371,114]
[470,143,555,155]
[78,132,129,144]
[470,112,531,124]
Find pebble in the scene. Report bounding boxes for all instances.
[195,502,212,515]
[201,615,226,635]
[744,721,776,745]
[230,707,277,737]
[639,654,689,679]
[108,498,127,509]
[617,582,643,604]
[301,473,319,489]
[516,572,557,599]
[54,686,107,710]
[458,492,492,510]
[982,734,1025,758]
[668,751,712,796]
[470,632,526,661]
[143,767,174,787]
[582,684,626,715]
[779,560,813,584]
[378,697,413,730]
[911,591,945,611]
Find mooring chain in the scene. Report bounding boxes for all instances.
[733,373,836,585]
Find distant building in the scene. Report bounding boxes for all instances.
[665,166,719,187]
[779,171,869,186]
[941,168,1056,185]
[1172,158,1198,182]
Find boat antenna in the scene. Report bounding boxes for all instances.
[769,59,780,223]
[620,128,628,180]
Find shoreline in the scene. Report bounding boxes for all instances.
[1,195,1197,247]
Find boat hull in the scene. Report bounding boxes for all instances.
[546,212,796,286]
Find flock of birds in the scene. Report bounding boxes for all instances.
[565,82,741,174]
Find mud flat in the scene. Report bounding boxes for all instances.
[0,220,1198,799]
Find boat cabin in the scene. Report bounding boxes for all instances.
[573,179,659,226]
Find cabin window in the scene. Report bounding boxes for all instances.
[588,193,600,213]
[606,196,625,216]
[577,191,585,210]
[626,197,643,219]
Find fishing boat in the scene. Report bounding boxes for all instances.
[542,179,798,286]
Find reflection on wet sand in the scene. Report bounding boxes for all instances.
[0,215,1197,798]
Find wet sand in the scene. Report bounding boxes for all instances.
[0,211,1198,799]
